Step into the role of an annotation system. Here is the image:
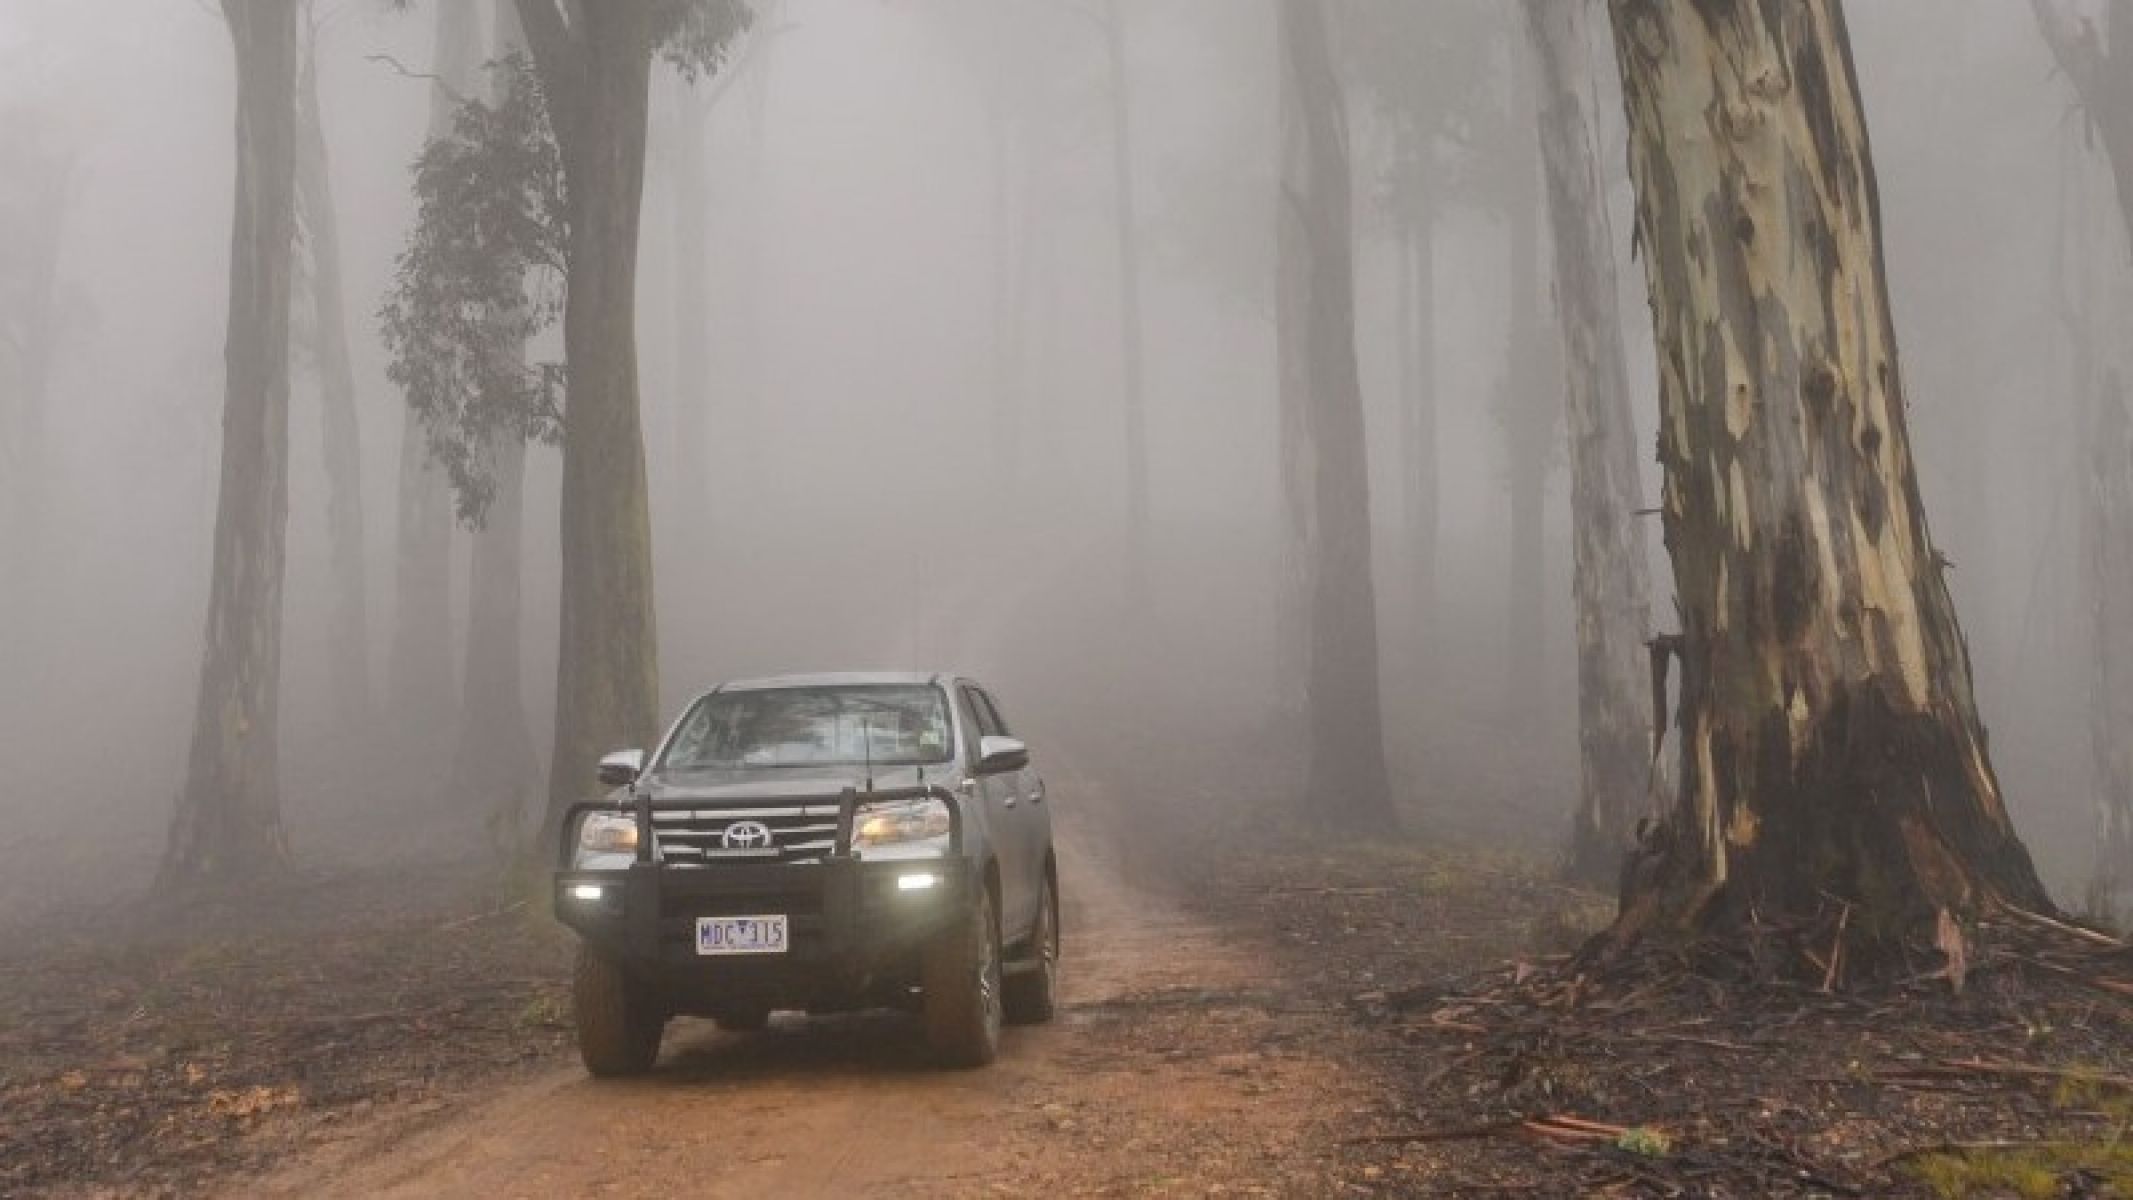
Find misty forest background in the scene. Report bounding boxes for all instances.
[0,0,2125,923]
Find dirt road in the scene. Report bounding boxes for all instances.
[241,836,1368,1198]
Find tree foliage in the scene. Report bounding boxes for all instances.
[657,0,752,83]
[379,2,750,527]
[380,54,566,526]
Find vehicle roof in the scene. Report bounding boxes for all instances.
[714,670,956,693]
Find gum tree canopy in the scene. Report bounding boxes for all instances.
[1604,0,2051,963]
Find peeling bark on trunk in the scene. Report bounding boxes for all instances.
[1276,0,1394,830]
[163,0,300,887]
[295,19,371,732]
[1525,0,1655,886]
[1106,0,1150,597]
[391,0,478,764]
[1606,0,2050,951]
[517,0,663,836]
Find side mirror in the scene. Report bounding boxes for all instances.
[977,735,1029,776]
[597,748,645,788]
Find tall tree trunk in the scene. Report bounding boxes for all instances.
[295,13,372,733]
[2086,370,2133,900]
[1398,211,1438,665]
[1276,0,1394,830]
[162,0,301,887]
[1003,120,1041,496]
[517,0,664,834]
[2031,0,2133,907]
[1105,0,1150,598]
[987,94,1015,497]
[1503,177,1550,720]
[671,86,711,518]
[0,138,69,586]
[391,0,478,764]
[448,0,540,833]
[1606,0,2050,953]
[1525,0,1654,886]
[451,431,539,828]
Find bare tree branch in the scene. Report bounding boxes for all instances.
[365,50,465,102]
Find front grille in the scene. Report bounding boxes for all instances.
[650,804,841,866]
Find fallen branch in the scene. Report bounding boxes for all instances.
[1997,903,2124,950]
[1822,903,1851,993]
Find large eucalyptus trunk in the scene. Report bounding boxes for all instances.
[391,0,478,764]
[1525,0,1654,886]
[162,0,301,886]
[1275,0,1394,829]
[515,0,663,835]
[1606,0,2049,949]
[295,15,372,732]
[1105,0,1150,596]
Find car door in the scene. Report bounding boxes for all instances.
[976,686,1053,912]
[960,683,1033,933]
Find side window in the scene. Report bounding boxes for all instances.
[961,686,1001,740]
[974,689,1014,737]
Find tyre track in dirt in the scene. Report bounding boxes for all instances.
[238,780,1370,1199]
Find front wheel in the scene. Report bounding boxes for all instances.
[572,945,664,1077]
[922,886,1002,1068]
[1004,873,1059,1025]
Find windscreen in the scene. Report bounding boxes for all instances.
[660,684,954,769]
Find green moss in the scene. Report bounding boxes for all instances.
[1616,1127,1672,1158]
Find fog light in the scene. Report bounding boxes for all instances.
[570,884,604,902]
[896,873,939,892]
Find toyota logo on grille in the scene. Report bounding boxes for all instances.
[722,820,775,850]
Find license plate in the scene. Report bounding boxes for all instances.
[696,915,788,956]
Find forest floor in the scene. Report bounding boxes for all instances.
[9,749,2133,1197]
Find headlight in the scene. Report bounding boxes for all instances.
[852,797,951,850]
[578,812,640,855]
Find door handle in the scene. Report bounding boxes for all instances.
[1029,778,1045,804]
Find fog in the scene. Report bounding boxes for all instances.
[0,0,2117,921]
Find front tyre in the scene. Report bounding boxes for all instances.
[572,945,664,1077]
[922,885,1003,1068]
[1004,873,1059,1025]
